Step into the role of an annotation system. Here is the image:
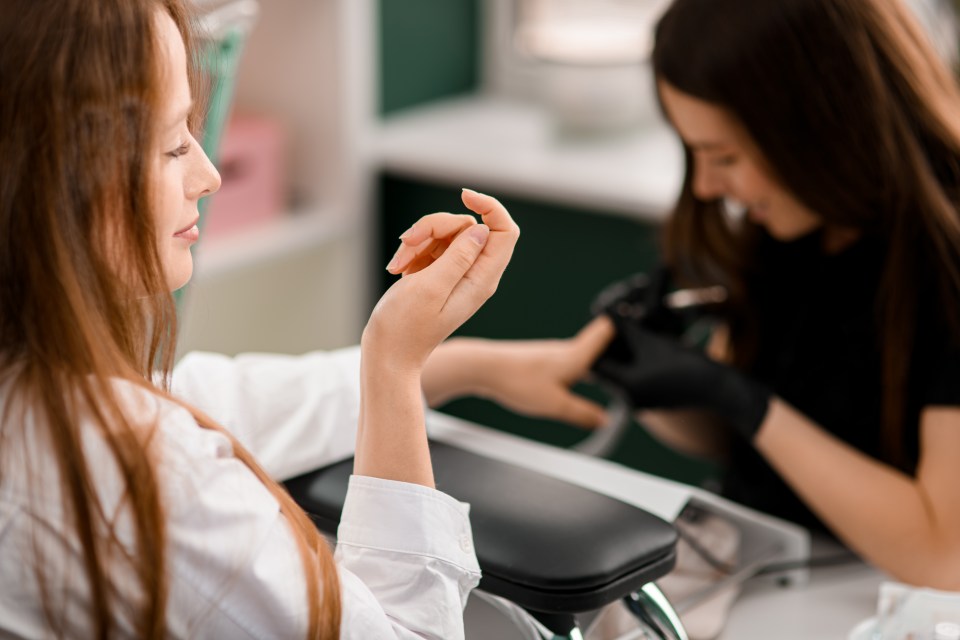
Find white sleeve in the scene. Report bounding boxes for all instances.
[336,476,482,640]
[157,402,481,640]
[170,347,362,480]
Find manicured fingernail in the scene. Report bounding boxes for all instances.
[386,248,402,271]
[399,226,414,240]
[462,188,479,196]
[468,224,489,245]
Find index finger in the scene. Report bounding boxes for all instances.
[457,189,520,283]
[400,213,477,247]
[461,189,520,235]
[388,213,477,274]
[445,190,520,311]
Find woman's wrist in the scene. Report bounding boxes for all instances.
[752,395,785,450]
[359,328,426,379]
[356,354,434,487]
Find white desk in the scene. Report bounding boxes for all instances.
[427,411,885,639]
[464,563,883,639]
[720,562,882,639]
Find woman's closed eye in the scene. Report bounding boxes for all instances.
[166,141,191,159]
[709,153,739,167]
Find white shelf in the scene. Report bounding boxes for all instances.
[373,96,684,221]
[192,207,355,281]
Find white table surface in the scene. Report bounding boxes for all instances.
[720,562,883,639]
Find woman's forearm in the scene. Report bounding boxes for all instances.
[421,331,612,429]
[353,357,435,488]
[637,409,731,461]
[421,338,491,408]
[755,399,960,589]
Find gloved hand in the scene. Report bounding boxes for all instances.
[591,312,771,441]
[591,266,691,367]
[590,266,687,337]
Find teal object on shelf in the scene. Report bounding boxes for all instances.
[174,22,251,306]
[199,28,245,172]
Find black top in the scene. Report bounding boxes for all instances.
[721,229,960,532]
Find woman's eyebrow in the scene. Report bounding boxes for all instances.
[688,140,732,151]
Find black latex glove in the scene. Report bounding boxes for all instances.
[590,266,687,337]
[591,267,689,367]
[591,312,771,441]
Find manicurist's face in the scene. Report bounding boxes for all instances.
[152,11,220,291]
[658,80,822,241]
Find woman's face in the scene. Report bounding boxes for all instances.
[658,80,822,240]
[152,11,220,291]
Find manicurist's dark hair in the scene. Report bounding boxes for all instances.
[652,0,960,468]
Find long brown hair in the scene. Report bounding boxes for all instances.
[651,0,960,469]
[0,0,340,636]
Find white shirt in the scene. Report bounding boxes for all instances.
[0,346,481,639]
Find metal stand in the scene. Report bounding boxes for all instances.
[474,585,688,640]
[623,584,689,640]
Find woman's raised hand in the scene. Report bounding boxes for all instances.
[362,189,520,373]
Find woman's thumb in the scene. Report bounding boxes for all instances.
[429,224,490,290]
[576,315,617,362]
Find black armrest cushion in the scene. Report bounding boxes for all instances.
[285,440,677,613]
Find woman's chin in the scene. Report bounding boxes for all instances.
[165,261,194,293]
[760,219,822,242]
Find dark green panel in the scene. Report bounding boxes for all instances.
[379,0,480,115]
[377,174,720,487]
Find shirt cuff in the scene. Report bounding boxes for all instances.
[336,475,480,575]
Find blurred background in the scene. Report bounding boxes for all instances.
[181,0,960,487]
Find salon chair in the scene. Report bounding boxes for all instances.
[285,438,687,640]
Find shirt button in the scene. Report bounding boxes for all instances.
[459,534,473,553]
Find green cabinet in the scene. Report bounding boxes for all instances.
[379,0,480,115]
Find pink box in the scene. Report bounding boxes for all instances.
[203,113,287,238]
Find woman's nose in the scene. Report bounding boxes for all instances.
[692,165,725,202]
[189,144,222,200]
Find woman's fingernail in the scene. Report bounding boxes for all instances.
[468,224,489,245]
[399,226,414,240]
[462,187,480,196]
[386,248,402,271]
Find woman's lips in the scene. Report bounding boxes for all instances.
[173,218,200,243]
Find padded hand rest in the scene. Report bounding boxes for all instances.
[285,440,677,614]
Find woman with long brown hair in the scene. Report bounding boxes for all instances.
[0,0,519,637]
[419,0,960,590]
